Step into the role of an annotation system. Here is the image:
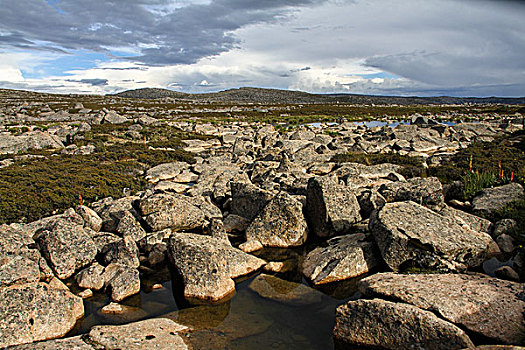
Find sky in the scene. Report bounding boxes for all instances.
[0,0,524,97]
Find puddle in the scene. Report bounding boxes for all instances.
[68,253,360,349]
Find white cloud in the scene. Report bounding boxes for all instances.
[0,0,523,96]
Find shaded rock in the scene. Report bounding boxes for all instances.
[493,219,518,238]
[139,193,205,231]
[167,233,265,301]
[147,243,167,266]
[0,255,40,289]
[379,176,445,210]
[494,266,520,282]
[356,189,386,218]
[0,282,84,348]
[207,218,229,243]
[75,205,102,232]
[116,210,147,242]
[302,233,378,285]
[333,298,474,350]
[137,229,171,254]
[472,183,524,215]
[305,176,361,237]
[91,231,121,253]
[35,219,97,279]
[75,262,105,291]
[88,318,188,350]
[101,236,140,267]
[248,274,323,306]
[230,181,274,221]
[496,234,516,254]
[103,263,140,302]
[6,335,92,350]
[370,201,494,272]
[359,272,525,344]
[245,192,308,247]
[92,196,140,233]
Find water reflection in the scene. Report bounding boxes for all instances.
[69,248,364,349]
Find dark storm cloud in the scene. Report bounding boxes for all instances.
[0,0,324,65]
[71,78,109,86]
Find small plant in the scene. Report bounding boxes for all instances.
[462,171,499,199]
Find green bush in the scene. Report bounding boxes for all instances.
[0,156,146,224]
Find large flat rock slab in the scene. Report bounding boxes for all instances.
[334,298,474,350]
[358,273,525,344]
[370,201,494,271]
[88,318,189,350]
[0,283,84,348]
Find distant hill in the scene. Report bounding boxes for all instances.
[113,87,525,105]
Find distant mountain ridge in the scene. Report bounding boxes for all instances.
[113,87,525,105]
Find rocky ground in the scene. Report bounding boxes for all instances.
[0,89,524,349]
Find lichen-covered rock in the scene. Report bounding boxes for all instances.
[101,236,140,268]
[370,201,494,272]
[139,193,205,231]
[0,255,40,289]
[6,335,92,350]
[116,210,147,242]
[167,233,265,301]
[103,263,140,302]
[88,318,189,350]
[75,262,105,291]
[472,183,524,215]
[302,233,378,285]
[75,205,102,232]
[359,273,525,344]
[91,196,140,233]
[438,205,493,234]
[245,192,308,247]
[305,176,361,237]
[333,299,474,350]
[230,181,274,221]
[0,224,40,261]
[0,282,84,348]
[35,219,97,279]
[145,162,188,183]
[378,176,445,210]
